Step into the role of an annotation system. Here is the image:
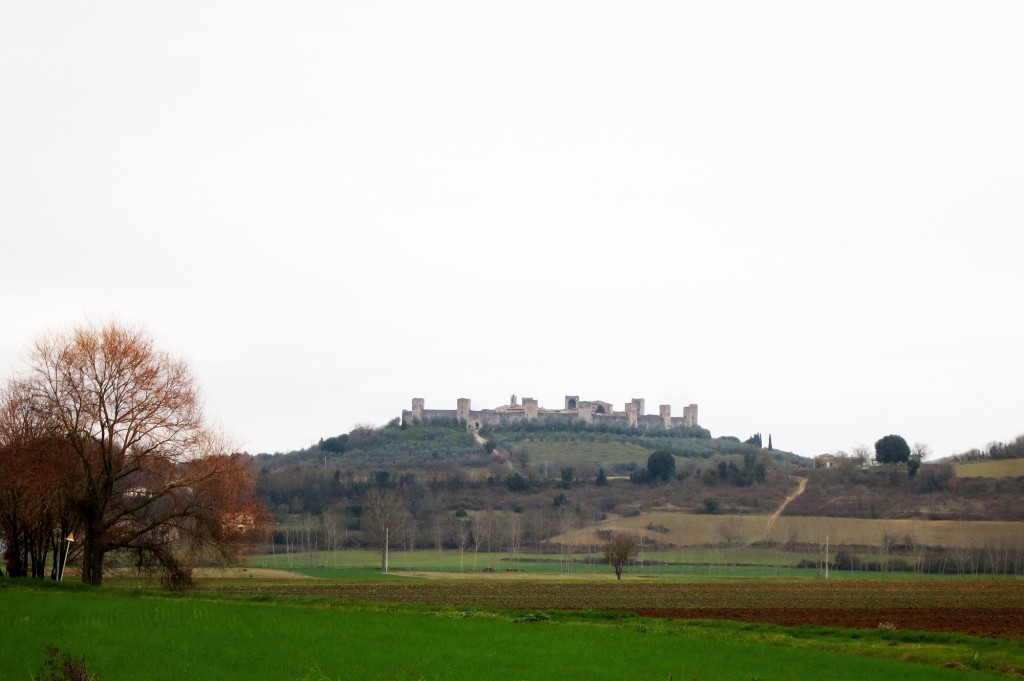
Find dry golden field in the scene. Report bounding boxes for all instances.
[956,458,1024,478]
[556,511,1024,549]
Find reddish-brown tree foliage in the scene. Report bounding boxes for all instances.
[1,322,268,586]
[0,381,79,578]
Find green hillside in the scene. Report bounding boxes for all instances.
[512,439,652,467]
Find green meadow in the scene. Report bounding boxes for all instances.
[3,579,1019,681]
[512,439,653,466]
[247,547,823,579]
[245,547,964,580]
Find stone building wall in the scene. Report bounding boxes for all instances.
[401,395,699,430]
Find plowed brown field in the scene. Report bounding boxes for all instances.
[203,578,1024,638]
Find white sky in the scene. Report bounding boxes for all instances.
[2,1,1022,458]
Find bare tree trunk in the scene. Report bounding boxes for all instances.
[434,518,445,572]
[84,543,104,586]
[82,519,105,586]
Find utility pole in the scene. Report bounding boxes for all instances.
[825,534,830,580]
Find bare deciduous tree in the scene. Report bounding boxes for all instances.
[451,516,470,571]
[504,511,523,568]
[470,510,492,570]
[434,515,446,571]
[603,532,639,580]
[912,442,931,461]
[716,517,744,546]
[851,445,871,468]
[363,487,404,572]
[322,506,347,565]
[396,507,418,557]
[6,322,267,586]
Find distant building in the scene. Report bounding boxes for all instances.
[814,454,837,468]
[402,394,698,431]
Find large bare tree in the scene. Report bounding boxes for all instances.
[7,322,265,586]
[451,515,470,571]
[470,509,492,570]
[603,532,639,580]
[362,487,404,572]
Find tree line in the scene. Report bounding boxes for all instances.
[953,434,1024,463]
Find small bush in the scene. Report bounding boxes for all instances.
[159,560,195,591]
[515,611,550,623]
[34,645,97,681]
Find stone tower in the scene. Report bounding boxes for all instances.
[523,397,539,420]
[411,398,424,420]
[456,398,471,422]
[683,403,698,427]
[659,404,672,428]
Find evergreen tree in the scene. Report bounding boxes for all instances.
[874,434,911,464]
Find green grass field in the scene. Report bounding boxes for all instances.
[247,547,825,579]
[512,439,653,466]
[249,548,831,577]
[3,580,1017,681]
[247,537,1024,581]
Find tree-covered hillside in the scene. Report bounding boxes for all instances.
[250,419,806,518]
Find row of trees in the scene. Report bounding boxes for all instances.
[954,434,1024,462]
[790,526,1024,576]
[0,323,267,586]
[272,486,613,570]
[274,497,642,579]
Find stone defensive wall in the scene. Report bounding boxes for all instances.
[401,395,698,430]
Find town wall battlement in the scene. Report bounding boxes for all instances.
[402,394,698,431]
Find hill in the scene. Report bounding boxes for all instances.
[250,419,807,518]
[240,421,1024,578]
[781,462,1024,521]
[250,421,1024,523]
[246,421,1024,576]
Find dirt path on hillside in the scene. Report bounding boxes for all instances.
[758,476,807,542]
[473,429,514,470]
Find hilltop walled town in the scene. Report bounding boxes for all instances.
[402,394,698,430]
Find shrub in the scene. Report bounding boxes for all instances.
[647,451,676,483]
[34,646,97,681]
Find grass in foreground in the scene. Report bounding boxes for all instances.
[3,580,1019,680]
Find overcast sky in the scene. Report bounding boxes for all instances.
[2,1,1021,459]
